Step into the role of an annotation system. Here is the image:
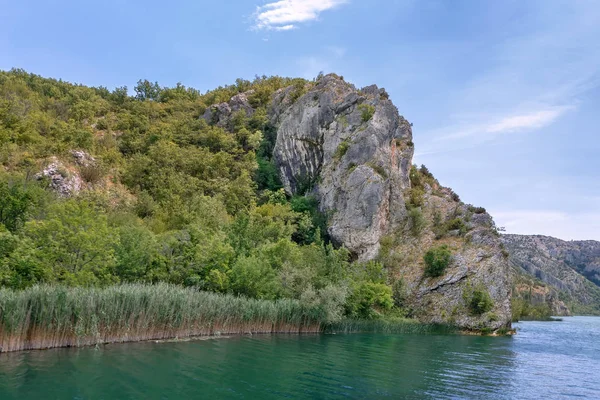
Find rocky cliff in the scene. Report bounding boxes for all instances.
[205,74,513,331]
[270,76,413,260]
[502,234,600,315]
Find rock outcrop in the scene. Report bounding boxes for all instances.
[267,75,512,330]
[35,150,98,197]
[513,281,571,316]
[204,74,513,331]
[381,187,512,330]
[36,156,83,197]
[202,91,255,127]
[503,234,600,314]
[269,76,413,260]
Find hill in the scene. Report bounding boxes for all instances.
[502,234,600,315]
[0,69,512,332]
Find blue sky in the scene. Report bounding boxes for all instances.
[1,0,599,240]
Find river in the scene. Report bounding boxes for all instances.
[0,316,598,399]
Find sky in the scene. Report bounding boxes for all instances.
[1,0,599,240]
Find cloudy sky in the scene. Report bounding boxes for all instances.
[1,0,599,240]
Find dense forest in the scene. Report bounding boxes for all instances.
[0,69,399,322]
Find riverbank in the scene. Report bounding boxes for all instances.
[0,284,508,353]
[325,318,458,335]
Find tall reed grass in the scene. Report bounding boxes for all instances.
[0,284,325,352]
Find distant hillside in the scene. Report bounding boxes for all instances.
[502,234,600,315]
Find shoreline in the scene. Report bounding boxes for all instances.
[0,323,517,355]
[0,284,513,354]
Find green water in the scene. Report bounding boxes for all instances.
[1,317,599,399]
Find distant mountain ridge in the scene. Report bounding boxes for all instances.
[502,234,600,315]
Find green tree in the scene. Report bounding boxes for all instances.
[134,79,161,101]
[114,224,159,282]
[468,289,494,315]
[14,200,118,286]
[0,181,37,232]
[345,282,393,319]
[423,245,452,277]
[230,254,280,299]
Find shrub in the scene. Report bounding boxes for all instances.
[409,187,425,207]
[467,205,486,214]
[345,282,393,319]
[446,218,467,235]
[334,140,351,161]
[300,284,348,323]
[255,156,282,191]
[79,164,104,184]
[0,181,37,233]
[408,207,426,237]
[409,165,422,188]
[368,162,387,178]
[295,173,318,195]
[423,245,452,278]
[392,278,407,308]
[290,195,329,245]
[289,80,309,103]
[449,190,460,202]
[419,164,433,179]
[358,103,375,122]
[469,289,494,315]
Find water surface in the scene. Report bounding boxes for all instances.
[1,317,599,399]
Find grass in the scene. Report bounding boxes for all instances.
[324,318,458,335]
[367,162,387,178]
[358,103,375,122]
[0,285,469,353]
[79,164,104,184]
[0,284,325,352]
[334,140,351,161]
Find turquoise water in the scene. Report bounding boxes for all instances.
[0,317,599,399]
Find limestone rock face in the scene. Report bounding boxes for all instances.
[513,281,572,316]
[269,75,413,260]
[35,151,97,197]
[70,149,96,167]
[503,234,600,313]
[388,190,513,330]
[36,157,82,197]
[206,74,514,330]
[202,91,255,127]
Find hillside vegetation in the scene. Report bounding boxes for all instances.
[0,69,400,321]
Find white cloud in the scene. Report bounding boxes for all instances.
[491,210,600,241]
[436,105,574,141]
[252,0,348,31]
[486,106,573,134]
[416,3,600,153]
[273,24,296,31]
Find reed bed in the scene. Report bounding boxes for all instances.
[324,318,458,335]
[0,284,324,352]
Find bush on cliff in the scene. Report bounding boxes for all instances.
[468,289,494,315]
[423,245,452,278]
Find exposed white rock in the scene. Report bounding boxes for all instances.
[36,157,82,197]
